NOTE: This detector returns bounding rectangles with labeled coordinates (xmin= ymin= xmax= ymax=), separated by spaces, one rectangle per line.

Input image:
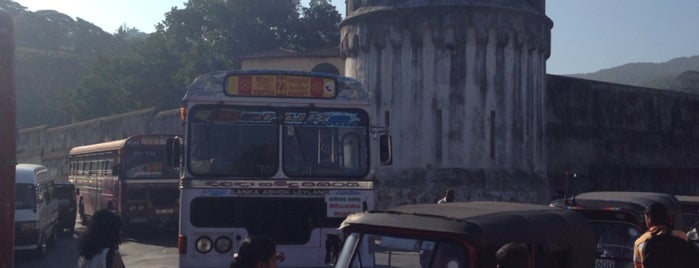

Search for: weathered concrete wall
xmin=547 ymin=75 xmax=699 ymax=195
xmin=16 ymin=107 xmax=182 ymax=180
xmin=341 ymin=0 xmax=553 ymax=207
xmin=15 ymin=76 xmax=699 ymax=208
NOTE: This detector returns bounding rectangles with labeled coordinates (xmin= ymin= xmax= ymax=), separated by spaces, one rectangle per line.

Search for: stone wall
xmin=16 ymin=107 xmax=182 ymax=180
xmin=14 ymin=76 xmax=699 ymax=207
xmin=547 ymin=75 xmax=699 ymax=196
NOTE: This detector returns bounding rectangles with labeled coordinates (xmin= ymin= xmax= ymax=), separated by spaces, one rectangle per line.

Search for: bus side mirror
xmin=379 ymin=134 xmax=392 ymax=166
xmin=166 ymin=137 xmax=182 ymax=167
xmin=112 ymin=164 xmax=120 ymax=175
xmin=75 ymin=188 xmax=80 ymax=195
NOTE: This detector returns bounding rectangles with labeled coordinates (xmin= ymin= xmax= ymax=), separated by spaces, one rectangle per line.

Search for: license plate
xmin=595 ymin=259 xmax=614 ymax=268
xmin=155 ymin=208 xmax=174 ymax=214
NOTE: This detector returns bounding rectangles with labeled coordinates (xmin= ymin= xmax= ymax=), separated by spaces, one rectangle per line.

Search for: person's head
xmin=230 ymin=236 xmax=284 ymax=268
xmin=78 ymin=209 xmax=122 ymax=258
xmin=445 ymin=190 xmax=455 ymax=202
xmin=645 ymin=202 xmax=669 ymax=228
xmin=496 ymin=242 xmax=530 ymax=268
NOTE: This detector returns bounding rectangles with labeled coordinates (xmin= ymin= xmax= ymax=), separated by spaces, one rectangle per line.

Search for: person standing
xmin=77 ymin=209 xmax=125 ymax=268
xmin=230 ymin=236 xmax=284 ymax=268
xmin=633 ymin=202 xmax=688 ymax=268
xmin=437 ymin=189 xmax=455 ymax=204
xmin=78 ymin=196 xmax=85 ymax=221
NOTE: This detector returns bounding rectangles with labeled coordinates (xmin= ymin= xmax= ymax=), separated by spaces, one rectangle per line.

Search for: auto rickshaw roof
xmin=340 ymin=201 xmax=594 ymax=250
xmin=551 ymin=191 xmax=680 ymax=216
xmin=676 ymin=195 xmax=699 ymax=206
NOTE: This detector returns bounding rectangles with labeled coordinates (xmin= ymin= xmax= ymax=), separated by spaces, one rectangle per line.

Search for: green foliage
xmin=2 ymin=1 xmax=134 ymax=128
xmin=669 ymin=71 xmax=699 ymax=94
xmin=4 ymin=0 xmax=343 ymax=126
xmin=291 ymin=0 xmax=342 ymax=51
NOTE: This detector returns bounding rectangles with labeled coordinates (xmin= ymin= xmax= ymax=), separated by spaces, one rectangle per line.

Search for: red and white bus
xmin=68 ymin=135 xmax=180 ymax=229
xmin=170 ymin=70 xmax=391 ymax=268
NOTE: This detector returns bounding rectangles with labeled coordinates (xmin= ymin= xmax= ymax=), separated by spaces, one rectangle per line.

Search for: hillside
xmin=0 ymin=0 xmax=140 ymax=128
xmin=570 ymin=55 xmax=699 ymax=93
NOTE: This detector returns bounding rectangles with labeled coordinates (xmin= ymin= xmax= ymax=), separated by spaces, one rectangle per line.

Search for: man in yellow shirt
xmin=632 ymin=202 xmax=687 ymax=268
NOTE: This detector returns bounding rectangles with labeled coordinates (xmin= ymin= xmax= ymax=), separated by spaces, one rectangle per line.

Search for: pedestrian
xmin=79 ymin=196 xmax=85 ymax=221
xmin=496 ymin=242 xmax=531 ymax=268
xmin=230 ymin=235 xmax=284 ymax=268
xmin=632 ymin=202 xmax=689 ymax=268
xmin=437 ymin=189 xmax=455 ymax=204
xmin=77 ymin=209 xmax=125 ymax=268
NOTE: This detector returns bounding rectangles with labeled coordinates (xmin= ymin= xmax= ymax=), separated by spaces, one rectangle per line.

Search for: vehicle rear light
xmin=196 ymin=236 xmax=213 ymax=253
xmin=214 ymin=236 xmax=232 ymax=253
xmin=178 ymin=234 xmax=187 ymax=255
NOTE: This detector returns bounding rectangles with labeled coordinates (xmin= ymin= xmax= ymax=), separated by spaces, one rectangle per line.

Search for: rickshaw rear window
xmin=339 ymin=233 xmax=468 ymax=268
xmin=590 ymin=221 xmax=642 ymax=261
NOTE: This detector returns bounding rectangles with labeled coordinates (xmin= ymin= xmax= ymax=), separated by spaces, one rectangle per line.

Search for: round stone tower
xmin=340 ymin=0 xmax=553 ymax=206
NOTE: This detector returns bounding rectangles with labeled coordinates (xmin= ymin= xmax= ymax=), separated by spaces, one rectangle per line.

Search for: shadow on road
xmin=122 ymin=224 xmax=178 ymax=248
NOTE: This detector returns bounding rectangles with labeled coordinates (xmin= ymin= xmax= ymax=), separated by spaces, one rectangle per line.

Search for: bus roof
xmin=68 ymin=134 xmax=176 ymax=156
xmin=340 ymin=201 xmax=594 ymax=250
xmin=183 ymin=70 xmax=369 ymax=105
xmin=69 ymin=138 xmax=127 ymax=156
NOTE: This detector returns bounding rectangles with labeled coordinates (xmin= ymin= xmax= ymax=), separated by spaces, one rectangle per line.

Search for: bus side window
xmin=81 ymin=161 xmax=87 ymax=175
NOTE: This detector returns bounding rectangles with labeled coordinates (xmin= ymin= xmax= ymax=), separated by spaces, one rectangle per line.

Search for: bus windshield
xmin=15 ymin=183 xmax=36 ymax=209
xmin=187 ymin=106 xmax=369 ymax=178
xmin=188 ymin=106 xmax=278 ymax=177
xmin=124 ymin=149 xmax=179 ymax=179
xmin=282 ymin=110 xmax=368 ymax=177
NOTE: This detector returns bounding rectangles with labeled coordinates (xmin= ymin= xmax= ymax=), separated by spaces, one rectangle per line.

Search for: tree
xmin=290 ymin=0 xmax=342 ymax=51
xmin=670 ymin=71 xmax=699 ymax=94
xmin=60 ymin=0 xmax=344 ymax=122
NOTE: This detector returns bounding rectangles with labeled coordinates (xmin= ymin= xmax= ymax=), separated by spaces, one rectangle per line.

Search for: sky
xmin=13 ymin=0 xmax=699 ymax=75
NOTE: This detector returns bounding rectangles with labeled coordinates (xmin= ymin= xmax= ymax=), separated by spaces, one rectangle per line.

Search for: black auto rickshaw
xmin=676 ymin=195 xmax=699 ymax=231
xmin=334 ymin=201 xmax=595 ymax=268
xmin=550 ymin=191 xmax=681 ymax=268
xmin=53 ymin=180 xmax=77 ymax=234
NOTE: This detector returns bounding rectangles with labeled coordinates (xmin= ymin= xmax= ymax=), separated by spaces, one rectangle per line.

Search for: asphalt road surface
xmin=15 ymin=222 xmax=178 ymax=268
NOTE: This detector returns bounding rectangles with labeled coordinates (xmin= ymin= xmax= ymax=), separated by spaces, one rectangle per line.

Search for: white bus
xmin=170 ymin=70 xmax=391 ymax=268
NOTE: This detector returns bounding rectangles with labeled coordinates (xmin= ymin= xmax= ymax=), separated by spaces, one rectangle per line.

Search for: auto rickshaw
xmin=676 ymin=195 xmax=699 ymax=231
xmin=550 ymin=191 xmax=681 ymax=268
xmin=334 ymin=201 xmax=595 ymax=268
xmin=53 ymin=180 xmax=77 ymax=234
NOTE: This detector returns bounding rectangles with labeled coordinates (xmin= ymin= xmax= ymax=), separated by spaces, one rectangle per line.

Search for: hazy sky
xmin=14 ymin=0 xmax=699 ymax=75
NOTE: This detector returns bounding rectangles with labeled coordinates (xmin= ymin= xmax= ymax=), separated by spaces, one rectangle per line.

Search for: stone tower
xmin=340 ymin=0 xmax=553 ymax=206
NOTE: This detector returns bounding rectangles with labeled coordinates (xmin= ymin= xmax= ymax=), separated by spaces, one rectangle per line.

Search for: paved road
xmin=15 ymin=223 xmax=178 ymax=268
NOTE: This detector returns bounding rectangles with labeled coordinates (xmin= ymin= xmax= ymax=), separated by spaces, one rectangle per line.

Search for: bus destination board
xmin=225 ymin=74 xmax=337 ymax=98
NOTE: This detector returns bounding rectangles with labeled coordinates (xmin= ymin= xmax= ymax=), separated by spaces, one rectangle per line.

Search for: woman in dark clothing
xmin=77 ymin=209 xmax=125 ymax=268
xmin=230 ymin=235 xmax=284 ymax=268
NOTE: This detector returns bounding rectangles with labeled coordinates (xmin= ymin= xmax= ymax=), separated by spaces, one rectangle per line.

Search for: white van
xmin=14 ymin=163 xmax=59 ymax=257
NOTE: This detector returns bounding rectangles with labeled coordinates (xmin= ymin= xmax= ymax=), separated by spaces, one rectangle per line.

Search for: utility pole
xmin=0 ymin=8 xmax=16 ymax=268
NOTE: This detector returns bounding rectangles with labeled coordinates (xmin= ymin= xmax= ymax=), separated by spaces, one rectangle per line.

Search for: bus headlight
xmin=214 ymin=236 xmax=232 ymax=253
xmin=195 ymin=236 xmax=213 ymax=253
